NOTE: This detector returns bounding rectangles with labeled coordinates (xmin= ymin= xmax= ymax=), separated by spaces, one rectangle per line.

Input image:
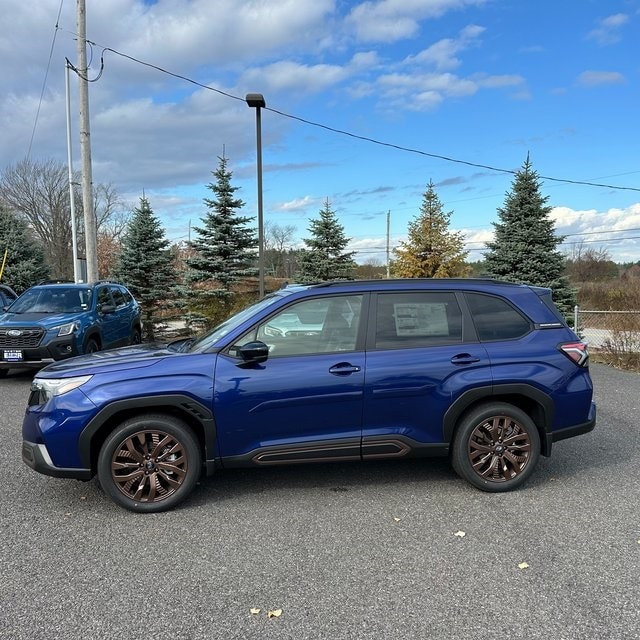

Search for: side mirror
xmin=99 ymin=303 xmax=116 ymax=315
xmin=237 ymin=341 xmax=269 ymax=365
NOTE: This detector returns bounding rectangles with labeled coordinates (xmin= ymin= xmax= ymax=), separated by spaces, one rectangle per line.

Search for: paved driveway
xmin=0 ymin=364 xmax=638 ymax=640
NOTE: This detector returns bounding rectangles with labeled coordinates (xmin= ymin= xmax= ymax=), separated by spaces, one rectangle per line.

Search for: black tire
xmin=130 ymin=326 xmax=142 ymax=345
xmin=451 ymin=402 xmax=540 ymax=492
xmin=97 ymin=414 xmax=201 ymax=513
xmin=0 ymin=369 xmax=8 ymax=378
xmin=84 ymin=338 xmax=100 ymax=354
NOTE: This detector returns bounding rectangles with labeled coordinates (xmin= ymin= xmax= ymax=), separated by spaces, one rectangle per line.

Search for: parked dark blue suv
xmin=1 ymin=281 xmax=141 ymax=376
xmin=22 ymin=279 xmax=595 ymax=512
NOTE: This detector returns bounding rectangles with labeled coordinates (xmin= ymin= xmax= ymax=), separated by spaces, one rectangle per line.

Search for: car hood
xmin=0 ymin=311 xmax=82 ymax=328
xmin=37 ymin=343 xmax=178 ymax=376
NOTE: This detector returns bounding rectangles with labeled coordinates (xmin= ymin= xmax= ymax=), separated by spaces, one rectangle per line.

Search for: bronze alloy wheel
xmin=467 ymin=414 xmax=532 ymax=483
xmin=110 ymin=429 xmax=188 ymax=503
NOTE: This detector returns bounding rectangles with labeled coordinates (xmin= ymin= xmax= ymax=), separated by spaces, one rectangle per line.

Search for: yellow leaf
xmin=393 ymin=517 xmax=401 ymax=522
xmin=268 ymin=609 xmax=282 ymax=618
xmin=249 ymin=608 xmax=261 ymax=615
xmin=518 ymin=562 xmax=529 ymax=570
xmin=454 ymin=531 xmax=466 ymax=538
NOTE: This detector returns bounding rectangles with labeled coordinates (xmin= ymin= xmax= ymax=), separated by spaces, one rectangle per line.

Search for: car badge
xmin=7 ymin=330 xmax=22 ymax=337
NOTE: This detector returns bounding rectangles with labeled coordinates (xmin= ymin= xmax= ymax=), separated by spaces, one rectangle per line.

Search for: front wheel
xmin=97 ymin=414 xmax=201 ymax=513
xmin=451 ymin=403 xmax=540 ymax=492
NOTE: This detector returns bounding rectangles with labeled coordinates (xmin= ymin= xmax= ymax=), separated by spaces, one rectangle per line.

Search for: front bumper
xmin=0 ymin=336 xmax=78 ymax=370
xmin=22 ymin=440 xmax=92 ymax=480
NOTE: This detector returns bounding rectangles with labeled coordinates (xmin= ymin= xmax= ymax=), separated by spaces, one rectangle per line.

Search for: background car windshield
xmin=9 ymin=288 xmax=92 ymax=314
xmin=188 ymin=295 xmax=284 ymax=353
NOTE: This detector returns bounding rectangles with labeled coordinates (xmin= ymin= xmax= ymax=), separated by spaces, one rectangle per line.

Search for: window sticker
xmin=393 ymin=302 xmax=449 ymax=336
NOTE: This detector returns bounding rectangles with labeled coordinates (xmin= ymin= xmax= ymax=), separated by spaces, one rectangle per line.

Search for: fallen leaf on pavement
xmin=454 ymin=531 xmax=466 ymax=537
xmin=268 ymin=609 xmax=282 ymax=618
xmin=518 ymin=562 xmax=529 ymax=570
xmin=250 ymin=608 xmax=261 ymax=615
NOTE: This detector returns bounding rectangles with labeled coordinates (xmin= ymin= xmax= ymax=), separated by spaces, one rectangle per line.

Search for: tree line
xmin=2 ymin=153 xmax=623 ymax=337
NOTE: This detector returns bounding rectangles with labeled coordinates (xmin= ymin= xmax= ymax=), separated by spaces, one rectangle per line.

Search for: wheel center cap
xmin=146 ymin=461 xmax=155 ymax=471
xmin=495 ymin=444 xmax=505 ymax=454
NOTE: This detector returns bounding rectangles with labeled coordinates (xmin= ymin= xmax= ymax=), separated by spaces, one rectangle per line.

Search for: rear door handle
xmin=450 ymin=354 xmax=481 ymax=365
xmin=329 ymin=363 xmax=361 ymax=376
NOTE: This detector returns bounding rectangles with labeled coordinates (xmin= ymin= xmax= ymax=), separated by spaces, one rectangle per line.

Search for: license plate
xmin=3 ymin=350 xmax=23 ymax=362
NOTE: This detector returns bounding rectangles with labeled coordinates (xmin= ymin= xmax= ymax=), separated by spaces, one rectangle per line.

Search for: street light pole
xmin=245 ymin=93 xmax=266 ymax=298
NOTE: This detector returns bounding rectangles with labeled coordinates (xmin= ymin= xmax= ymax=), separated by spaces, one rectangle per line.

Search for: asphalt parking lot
xmin=0 ymin=363 xmax=638 ymax=640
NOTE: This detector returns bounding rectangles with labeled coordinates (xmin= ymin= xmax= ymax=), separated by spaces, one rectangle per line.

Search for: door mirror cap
xmin=237 ymin=341 xmax=269 ymax=365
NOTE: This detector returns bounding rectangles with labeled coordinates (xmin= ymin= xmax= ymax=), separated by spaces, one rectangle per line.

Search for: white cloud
xmin=576 ymin=70 xmax=626 ymax=87
xmin=587 ymin=13 xmax=629 ymax=45
xmin=403 ymin=24 xmax=486 ymax=70
xmin=346 ymin=0 xmax=487 ymax=43
xmin=274 ymin=196 xmax=319 ymax=212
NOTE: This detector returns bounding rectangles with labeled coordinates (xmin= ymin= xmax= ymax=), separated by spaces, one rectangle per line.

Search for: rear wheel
xmin=97 ymin=414 xmax=201 ymax=513
xmin=452 ymin=403 xmax=540 ymax=492
xmin=130 ymin=326 xmax=142 ymax=345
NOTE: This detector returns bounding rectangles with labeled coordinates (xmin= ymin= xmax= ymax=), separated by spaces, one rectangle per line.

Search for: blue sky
xmin=1 ymin=0 xmax=639 ymax=264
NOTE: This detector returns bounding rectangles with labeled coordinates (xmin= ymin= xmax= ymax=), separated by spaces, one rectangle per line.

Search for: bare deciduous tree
xmin=0 ymin=158 xmax=127 ymax=280
xmin=264 ymin=221 xmax=297 ymax=278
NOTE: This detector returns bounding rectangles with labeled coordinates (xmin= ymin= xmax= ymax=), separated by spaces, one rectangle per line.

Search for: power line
xmin=64 ymin=41 xmax=640 ymax=195
xmin=28 ymin=0 xmax=65 ymax=159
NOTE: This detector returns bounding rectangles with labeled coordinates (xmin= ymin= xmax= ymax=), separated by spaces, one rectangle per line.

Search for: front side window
xmin=374 ymin=292 xmax=463 ymax=349
xmin=110 ymin=287 xmax=126 ymax=308
xmin=233 ymin=294 xmax=363 ymax=357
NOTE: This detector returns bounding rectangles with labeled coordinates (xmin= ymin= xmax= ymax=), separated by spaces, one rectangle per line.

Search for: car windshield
xmin=186 ymin=294 xmax=287 ymax=353
xmin=8 ymin=287 xmax=92 ymax=314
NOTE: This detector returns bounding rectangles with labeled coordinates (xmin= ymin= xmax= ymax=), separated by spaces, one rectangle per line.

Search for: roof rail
xmin=311 ymin=278 xmax=524 ymax=288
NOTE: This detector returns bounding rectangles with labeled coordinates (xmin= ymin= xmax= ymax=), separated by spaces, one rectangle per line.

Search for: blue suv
xmin=1 ymin=281 xmax=141 ymax=376
xmin=22 ymin=279 xmax=596 ymax=512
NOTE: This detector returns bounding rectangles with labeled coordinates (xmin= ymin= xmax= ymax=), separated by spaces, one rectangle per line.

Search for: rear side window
xmin=374 ymin=292 xmax=462 ymax=349
xmin=466 ymin=293 xmax=531 ymax=341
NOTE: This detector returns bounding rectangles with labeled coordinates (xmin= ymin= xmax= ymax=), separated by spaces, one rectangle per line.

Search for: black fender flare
xmin=78 ymin=394 xmax=216 ymax=471
xmin=442 ymin=384 xmax=555 ymax=453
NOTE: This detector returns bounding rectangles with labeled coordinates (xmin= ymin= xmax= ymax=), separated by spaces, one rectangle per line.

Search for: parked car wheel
xmin=97 ymin=414 xmax=201 ymax=513
xmin=452 ymin=403 xmax=540 ymax=492
xmin=84 ymin=338 xmax=100 ymax=354
xmin=130 ymin=327 xmax=142 ymax=345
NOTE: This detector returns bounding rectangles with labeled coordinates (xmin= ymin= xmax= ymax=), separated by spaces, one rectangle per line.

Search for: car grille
xmin=0 ymin=328 xmax=45 ymax=348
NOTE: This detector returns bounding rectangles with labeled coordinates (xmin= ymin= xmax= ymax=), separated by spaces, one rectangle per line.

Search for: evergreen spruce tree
xmin=392 ymin=181 xmax=468 ymax=278
xmin=297 ymin=198 xmax=357 ymax=282
xmin=0 ymin=204 xmax=49 ymax=292
xmin=111 ymin=196 xmax=177 ymax=341
xmin=185 ymin=155 xmax=257 ymax=326
xmin=484 ymin=156 xmax=576 ymax=317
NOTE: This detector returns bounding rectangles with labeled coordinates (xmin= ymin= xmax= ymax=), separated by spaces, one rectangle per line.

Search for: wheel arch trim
xmin=78 ymin=394 xmax=216 ymax=471
xmin=443 ymin=384 xmax=555 ymax=454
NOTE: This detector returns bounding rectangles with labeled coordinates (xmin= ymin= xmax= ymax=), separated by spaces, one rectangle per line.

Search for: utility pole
xmin=76 ymin=0 xmax=98 ymax=282
xmin=386 ymin=210 xmax=391 ymax=278
xmin=65 ymin=60 xmax=80 ymax=283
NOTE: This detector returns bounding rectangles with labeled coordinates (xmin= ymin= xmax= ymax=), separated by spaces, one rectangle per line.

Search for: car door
xmin=362 ymin=290 xmax=491 ymax=456
xmin=212 ymin=294 xmax=367 ymax=464
xmin=95 ymin=285 xmax=120 ymax=348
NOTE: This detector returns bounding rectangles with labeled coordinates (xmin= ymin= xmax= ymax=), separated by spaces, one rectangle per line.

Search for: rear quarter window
xmin=466 ymin=292 xmax=531 ymax=341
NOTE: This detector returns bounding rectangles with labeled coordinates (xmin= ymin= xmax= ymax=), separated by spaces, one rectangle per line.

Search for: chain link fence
xmin=575 ymin=307 xmax=640 ymax=369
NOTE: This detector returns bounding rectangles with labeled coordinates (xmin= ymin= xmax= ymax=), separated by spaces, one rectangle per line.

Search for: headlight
xmin=54 ymin=321 xmax=80 ymax=337
xmin=29 ymin=375 xmax=92 ymax=405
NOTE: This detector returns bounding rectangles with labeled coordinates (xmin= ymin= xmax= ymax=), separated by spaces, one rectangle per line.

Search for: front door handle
xmin=329 ymin=362 xmax=361 ymax=376
xmin=450 ymin=354 xmax=481 ymax=365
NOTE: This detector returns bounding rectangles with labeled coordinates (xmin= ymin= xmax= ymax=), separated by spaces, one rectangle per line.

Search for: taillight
xmin=559 ymin=342 xmax=589 ymax=367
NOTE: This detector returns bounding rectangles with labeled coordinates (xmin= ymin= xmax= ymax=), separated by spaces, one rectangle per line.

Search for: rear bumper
xmin=545 ymin=402 xmax=596 ymax=455
xmin=22 ymin=440 xmax=92 ymax=480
